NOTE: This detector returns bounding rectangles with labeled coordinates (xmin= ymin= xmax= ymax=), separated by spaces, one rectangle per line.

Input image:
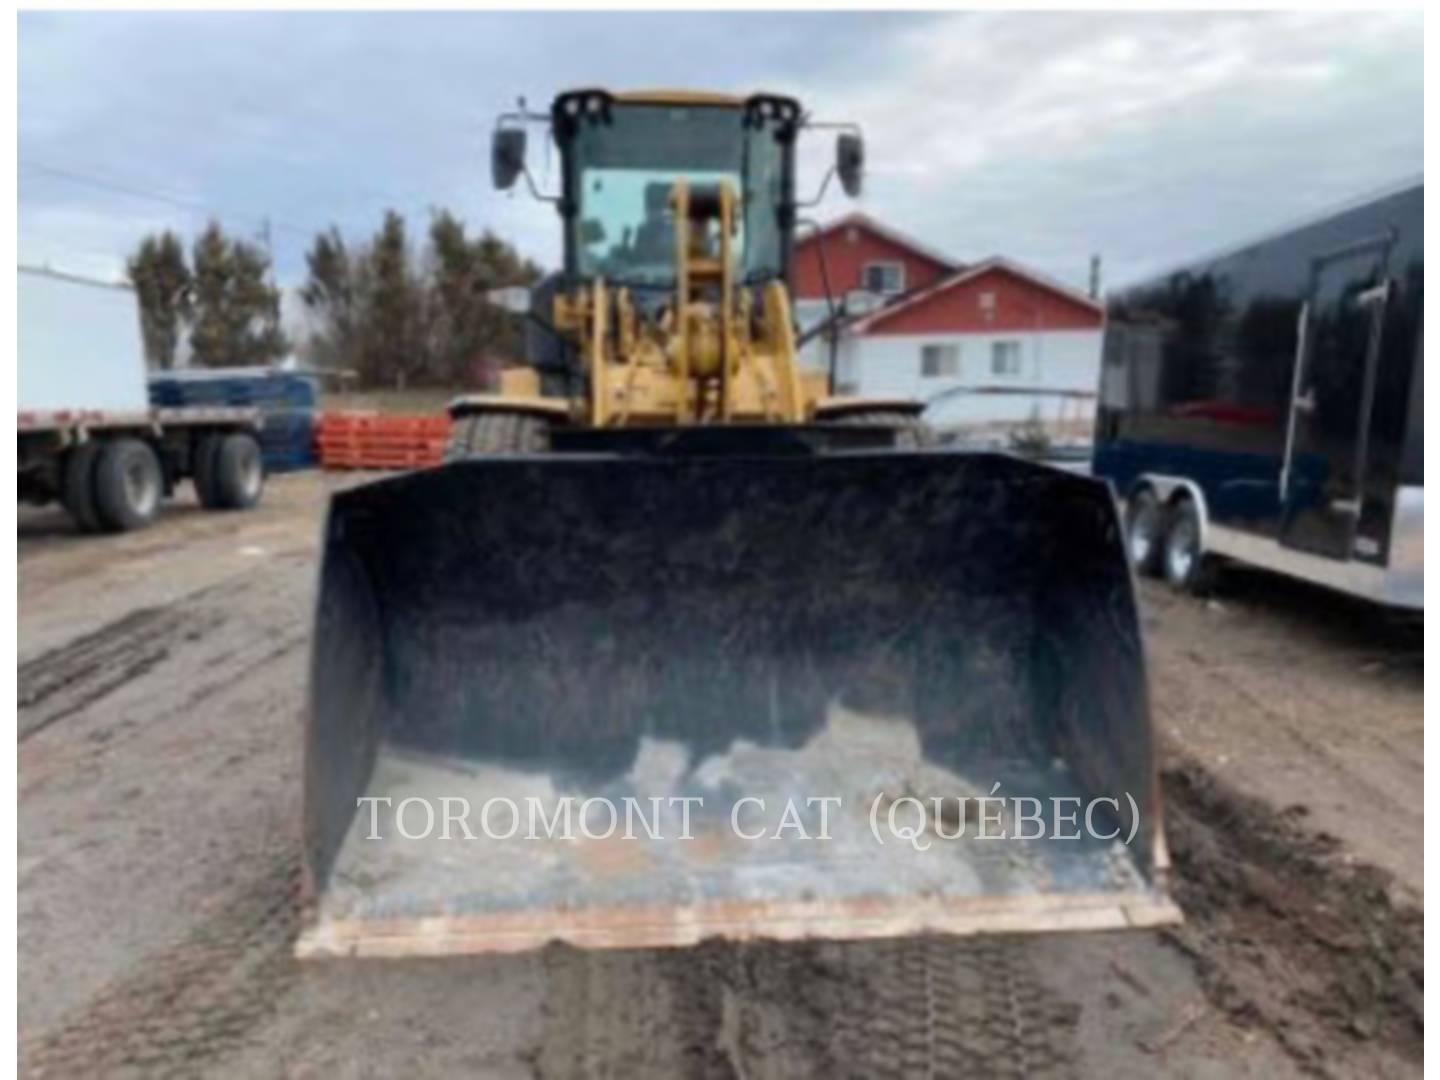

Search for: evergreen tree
xmin=300 ymin=209 xmax=541 ymax=389
xmin=188 ymin=221 xmax=288 ymax=367
xmin=126 ymin=231 xmax=192 ymax=370
xmin=301 ymin=226 xmax=366 ymax=372
xmin=362 ymin=211 xmax=423 ymax=389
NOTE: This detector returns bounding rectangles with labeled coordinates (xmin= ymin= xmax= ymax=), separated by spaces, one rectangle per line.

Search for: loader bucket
xmin=298 ymin=450 xmax=1179 ymax=958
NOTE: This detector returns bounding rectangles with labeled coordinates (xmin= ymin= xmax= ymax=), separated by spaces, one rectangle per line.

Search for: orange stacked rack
xmin=315 ymin=412 xmax=452 ymax=470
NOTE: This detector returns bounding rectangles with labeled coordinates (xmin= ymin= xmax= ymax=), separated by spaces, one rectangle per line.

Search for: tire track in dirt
xmin=538 ymin=945 xmax=687 ymax=1078
xmin=18 ymin=763 xmax=1415 ymax=1080
xmin=1171 ymin=644 xmax=1415 ymax=816
xmin=1143 ymin=583 xmax=1423 ymax=902
xmin=17 ymin=599 xmax=227 ymax=742
xmin=17 ymin=560 xmax=310 ymax=746
xmin=19 ymin=856 xmax=302 ymax=1078
xmin=848 ymin=937 xmax=1079 ymax=1080
xmin=180 ymin=630 xmax=309 ymax=711
xmin=1160 ymin=757 xmax=1423 ymax=1077
xmin=536 ymin=934 xmax=1080 ymax=1079
xmin=532 ymin=758 xmax=1418 ymax=1079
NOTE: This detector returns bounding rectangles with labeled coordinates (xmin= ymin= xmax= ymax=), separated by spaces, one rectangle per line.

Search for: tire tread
xmin=444 ymin=411 xmax=551 ymax=460
xmin=93 ymin=437 xmax=163 ymax=533
xmin=831 ymin=409 xmax=932 ymax=448
xmin=61 ymin=442 xmax=105 ymax=534
xmin=211 ymin=433 xmax=264 ymax=510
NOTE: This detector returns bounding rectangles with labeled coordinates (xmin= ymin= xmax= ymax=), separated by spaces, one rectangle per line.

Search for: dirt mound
xmin=1161 ymin=757 xmax=1422 ymax=1074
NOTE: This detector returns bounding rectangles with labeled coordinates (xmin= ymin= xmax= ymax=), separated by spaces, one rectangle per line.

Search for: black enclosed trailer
xmin=1093 ymin=180 xmax=1422 ymax=610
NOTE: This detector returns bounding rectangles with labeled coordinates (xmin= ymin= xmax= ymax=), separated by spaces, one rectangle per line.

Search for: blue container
xmin=148 ymin=369 xmax=320 ymax=471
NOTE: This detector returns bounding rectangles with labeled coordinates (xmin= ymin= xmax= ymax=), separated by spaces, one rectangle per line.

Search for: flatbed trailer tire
xmin=211 ymin=433 xmax=265 ymax=509
xmin=93 ymin=437 xmax=163 ymax=532
xmin=60 ymin=442 xmax=105 ymax=534
xmin=193 ymin=433 xmax=224 ymax=509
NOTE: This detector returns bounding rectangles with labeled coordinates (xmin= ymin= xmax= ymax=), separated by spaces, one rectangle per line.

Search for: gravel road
xmin=18 ymin=471 xmax=1422 ymax=1078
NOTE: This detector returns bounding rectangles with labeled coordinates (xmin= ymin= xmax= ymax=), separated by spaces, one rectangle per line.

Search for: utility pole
xmin=1088 ymin=254 xmax=1102 ymax=300
xmin=257 ymin=216 xmax=287 ymax=364
xmin=259 ymin=217 xmax=277 ymax=287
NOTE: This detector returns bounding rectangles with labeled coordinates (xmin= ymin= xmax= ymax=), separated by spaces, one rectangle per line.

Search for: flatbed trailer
xmin=18 ymin=406 xmax=267 ymax=533
xmin=18 ymin=264 xmax=270 ymax=533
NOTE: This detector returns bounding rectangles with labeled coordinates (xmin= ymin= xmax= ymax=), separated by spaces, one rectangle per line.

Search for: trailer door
xmin=1279 ymin=235 xmax=1393 ymax=560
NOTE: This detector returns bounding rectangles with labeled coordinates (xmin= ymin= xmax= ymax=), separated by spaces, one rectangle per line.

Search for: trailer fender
xmin=1130 ymin=474 xmax=1210 ymax=557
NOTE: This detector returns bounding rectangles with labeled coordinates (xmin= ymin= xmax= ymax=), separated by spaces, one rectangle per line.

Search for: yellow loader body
xmin=297 ymin=88 xmax=1177 ymax=959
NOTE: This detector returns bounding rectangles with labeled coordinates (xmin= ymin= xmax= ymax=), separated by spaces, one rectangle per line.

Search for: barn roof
xmin=846 ymin=256 xmax=1103 ymax=335
xmin=794 ymin=212 xmax=960 ymax=273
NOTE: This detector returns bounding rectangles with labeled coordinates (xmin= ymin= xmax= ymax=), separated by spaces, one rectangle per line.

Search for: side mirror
xmin=836 ymin=133 xmax=864 ymax=198
xmin=492 ymin=128 xmax=527 ymax=191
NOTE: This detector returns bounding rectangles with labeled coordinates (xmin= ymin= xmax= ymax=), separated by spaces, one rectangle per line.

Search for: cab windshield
xmin=560 ymin=102 xmax=790 ymax=287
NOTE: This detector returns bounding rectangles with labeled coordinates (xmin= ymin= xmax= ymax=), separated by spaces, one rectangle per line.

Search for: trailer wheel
xmin=61 ymin=442 xmax=105 ymax=534
xmin=1124 ymin=487 xmax=1166 ymax=577
xmin=1162 ymin=497 xmax=1219 ymax=594
xmin=445 ymin=411 xmax=551 ymax=459
xmin=193 ymin=433 xmax=225 ymax=509
xmin=93 ymin=437 xmax=163 ymax=532
xmin=211 ymin=433 xmax=265 ymax=509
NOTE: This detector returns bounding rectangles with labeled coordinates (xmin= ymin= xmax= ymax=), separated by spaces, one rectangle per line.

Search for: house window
xmin=920 ymin=344 xmax=960 ymax=378
xmin=991 ymin=340 xmax=1023 ymax=376
xmin=863 ymin=261 xmax=905 ymax=296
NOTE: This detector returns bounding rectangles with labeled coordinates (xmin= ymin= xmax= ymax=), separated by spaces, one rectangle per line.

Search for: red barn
xmin=792 ymin=213 xmax=1104 ymax=437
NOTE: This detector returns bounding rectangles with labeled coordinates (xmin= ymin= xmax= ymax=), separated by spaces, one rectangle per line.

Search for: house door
xmin=1279 ymin=235 xmax=1394 ymax=560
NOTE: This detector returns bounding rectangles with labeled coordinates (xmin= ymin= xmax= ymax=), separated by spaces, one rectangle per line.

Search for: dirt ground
xmin=18 ymin=471 xmax=1422 ymax=1078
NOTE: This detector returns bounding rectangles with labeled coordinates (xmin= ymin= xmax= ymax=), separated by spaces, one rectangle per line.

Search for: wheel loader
xmin=298 ymin=89 xmax=1178 ymax=958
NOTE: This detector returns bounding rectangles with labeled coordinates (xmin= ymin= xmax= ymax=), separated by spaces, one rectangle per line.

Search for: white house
xmin=791 ymin=214 xmax=1105 ymax=439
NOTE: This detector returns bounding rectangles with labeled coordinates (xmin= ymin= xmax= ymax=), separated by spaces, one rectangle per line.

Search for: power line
xmin=19 ymin=159 xmax=316 ymax=238
xmin=18 ymin=157 xmax=542 ymax=274
xmin=21 ymin=158 xmax=449 ymax=238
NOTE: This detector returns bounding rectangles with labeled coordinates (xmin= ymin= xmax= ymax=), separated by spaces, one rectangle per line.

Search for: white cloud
xmin=796 ymin=10 xmax=1421 ymax=287
xmin=18 ymin=11 xmax=1422 ymax=294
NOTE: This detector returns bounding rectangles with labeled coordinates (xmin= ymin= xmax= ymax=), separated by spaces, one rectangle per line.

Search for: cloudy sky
xmin=18 ymin=10 xmax=1423 ymax=295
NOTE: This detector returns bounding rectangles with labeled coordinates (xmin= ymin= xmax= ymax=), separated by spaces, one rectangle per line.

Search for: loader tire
xmin=445 ymin=410 xmax=551 ymax=460
xmin=61 ymin=441 xmax=105 ymax=534
xmin=93 ymin=437 xmax=163 ymax=533
xmin=833 ymin=409 xmax=931 ymax=448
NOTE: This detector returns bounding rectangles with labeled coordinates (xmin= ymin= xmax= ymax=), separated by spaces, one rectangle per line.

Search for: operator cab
xmin=491 ymin=89 xmax=863 ymax=292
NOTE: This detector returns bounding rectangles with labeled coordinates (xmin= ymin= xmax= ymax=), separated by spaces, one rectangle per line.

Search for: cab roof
xmin=613 ymin=89 xmax=746 ymax=106
xmin=556 ymin=88 xmax=800 ymax=109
